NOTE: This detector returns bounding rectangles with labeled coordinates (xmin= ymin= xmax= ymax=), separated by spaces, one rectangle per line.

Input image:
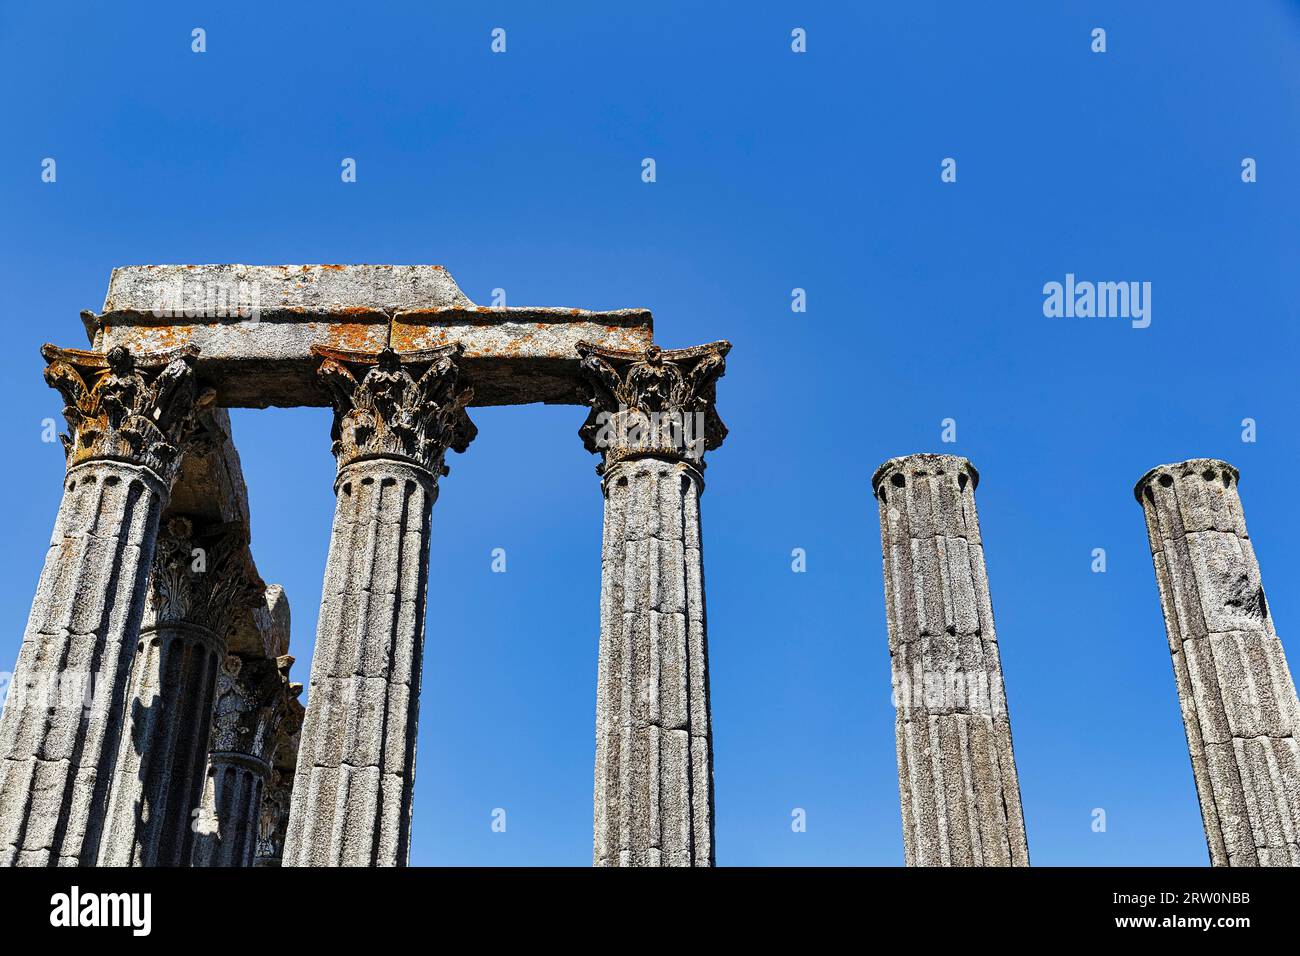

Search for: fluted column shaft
xmin=97 ymin=519 xmax=253 ymax=866
xmin=1136 ymin=459 xmax=1300 ymax=866
xmin=283 ymin=345 xmax=474 ymax=867
xmin=283 ymin=459 xmax=435 ymax=865
xmin=253 ymin=764 xmax=296 ymax=867
xmin=578 ymin=340 xmax=729 ymax=867
xmin=594 ymin=457 xmax=714 ymax=865
xmin=872 ymin=454 xmax=1029 ymax=867
xmin=99 ymin=621 xmax=224 ymax=865
xmin=0 ymin=461 xmax=167 ymax=865
xmin=0 ymin=345 xmax=201 ymax=867
xmin=193 ymin=752 xmax=270 ymax=867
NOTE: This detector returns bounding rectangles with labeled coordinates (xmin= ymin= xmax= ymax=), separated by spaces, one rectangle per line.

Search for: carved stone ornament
xmin=255 ymin=655 xmax=304 ymax=862
xmin=577 ymin=341 xmax=729 ymax=472
xmin=41 ymin=343 xmax=213 ymax=484
xmin=209 ymin=654 xmax=294 ymax=760
xmin=312 ymin=344 xmax=477 ymax=475
xmin=145 ymin=517 xmax=262 ymax=639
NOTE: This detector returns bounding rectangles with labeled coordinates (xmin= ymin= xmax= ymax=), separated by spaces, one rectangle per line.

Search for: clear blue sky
xmin=2 ymin=2 xmax=1298 ymax=866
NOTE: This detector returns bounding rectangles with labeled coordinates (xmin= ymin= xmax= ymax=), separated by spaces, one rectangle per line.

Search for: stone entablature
xmin=84 ymin=264 xmax=654 ymax=407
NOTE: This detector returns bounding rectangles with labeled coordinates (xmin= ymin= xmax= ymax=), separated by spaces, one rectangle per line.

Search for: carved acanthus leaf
xmin=146 ymin=518 xmax=261 ymax=638
xmin=209 ymin=653 xmax=300 ymax=762
xmin=312 ymin=345 xmax=477 ymax=475
xmin=577 ymin=341 xmax=730 ymax=471
xmin=41 ymin=343 xmax=213 ymax=484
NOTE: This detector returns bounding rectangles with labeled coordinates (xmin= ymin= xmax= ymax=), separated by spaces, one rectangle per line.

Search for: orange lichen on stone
xmin=325 ymin=323 xmax=385 ymax=352
xmin=120 ymin=325 xmax=192 ymax=351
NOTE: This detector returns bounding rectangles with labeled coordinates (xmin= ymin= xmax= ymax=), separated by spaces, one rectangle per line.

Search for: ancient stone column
xmin=97 ymin=519 xmax=258 ymax=866
xmin=577 ymin=341 xmax=730 ymax=867
xmin=282 ymin=345 xmax=475 ymax=867
xmin=253 ymin=684 xmax=304 ymax=867
xmin=192 ymin=654 xmax=302 ymax=867
xmin=1135 ymin=459 xmax=1300 ymax=866
xmin=871 ymin=454 xmax=1029 ymax=867
xmin=0 ymin=345 xmax=205 ymax=866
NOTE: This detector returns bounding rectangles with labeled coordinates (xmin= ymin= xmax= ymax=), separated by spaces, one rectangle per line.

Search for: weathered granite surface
xmin=580 ymin=341 xmax=728 ymax=866
xmin=0 ymin=347 xmax=205 ymax=865
xmin=872 ymin=454 xmax=1030 ymax=867
xmin=1136 ymin=460 xmax=1300 ymax=866
xmin=86 ymin=265 xmax=654 ymax=407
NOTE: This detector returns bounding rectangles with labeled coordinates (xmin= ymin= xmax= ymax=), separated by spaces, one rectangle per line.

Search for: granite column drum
xmin=282 ymin=345 xmax=475 ymax=867
xmin=871 ymin=454 xmax=1030 ymax=867
xmin=1135 ymin=460 xmax=1300 ymax=866
xmin=0 ymin=345 xmax=204 ymax=866
xmin=577 ymin=341 xmax=729 ymax=867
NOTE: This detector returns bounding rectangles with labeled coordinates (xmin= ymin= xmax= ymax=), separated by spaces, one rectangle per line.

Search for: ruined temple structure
xmin=2 ymin=267 xmax=1297 ymax=870
xmin=0 ymin=265 xmax=728 ymax=867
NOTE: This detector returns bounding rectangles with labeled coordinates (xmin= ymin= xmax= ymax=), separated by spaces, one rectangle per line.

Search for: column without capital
xmin=282 ymin=345 xmax=475 ymax=867
xmin=0 ymin=345 xmax=206 ymax=866
xmin=1135 ymin=459 xmax=1300 ymax=866
xmin=871 ymin=454 xmax=1029 ymax=866
xmin=577 ymin=340 xmax=729 ymax=867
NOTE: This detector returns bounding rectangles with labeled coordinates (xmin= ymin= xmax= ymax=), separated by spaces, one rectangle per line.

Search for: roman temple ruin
xmin=0 ymin=265 xmax=727 ymax=868
xmin=0 ymin=265 xmax=1297 ymax=867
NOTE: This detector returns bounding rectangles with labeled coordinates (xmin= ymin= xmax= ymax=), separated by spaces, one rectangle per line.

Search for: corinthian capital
xmin=42 ymin=343 xmax=212 ymax=484
xmin=146 ymin=517 xmax=262 ymax=640
xmin=312 ymin=345 xmax=477 ymax=475
xmin=210 ymin=654 xmax=301 ymax=763
xmin=577 ymin=341 xmax=729 ymax=472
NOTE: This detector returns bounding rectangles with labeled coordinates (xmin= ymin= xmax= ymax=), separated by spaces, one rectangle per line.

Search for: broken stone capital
xmin=209 ymin=654 xmax=298 ymax=764
xmin=192 ymin=653 xmax=303 ymax=868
